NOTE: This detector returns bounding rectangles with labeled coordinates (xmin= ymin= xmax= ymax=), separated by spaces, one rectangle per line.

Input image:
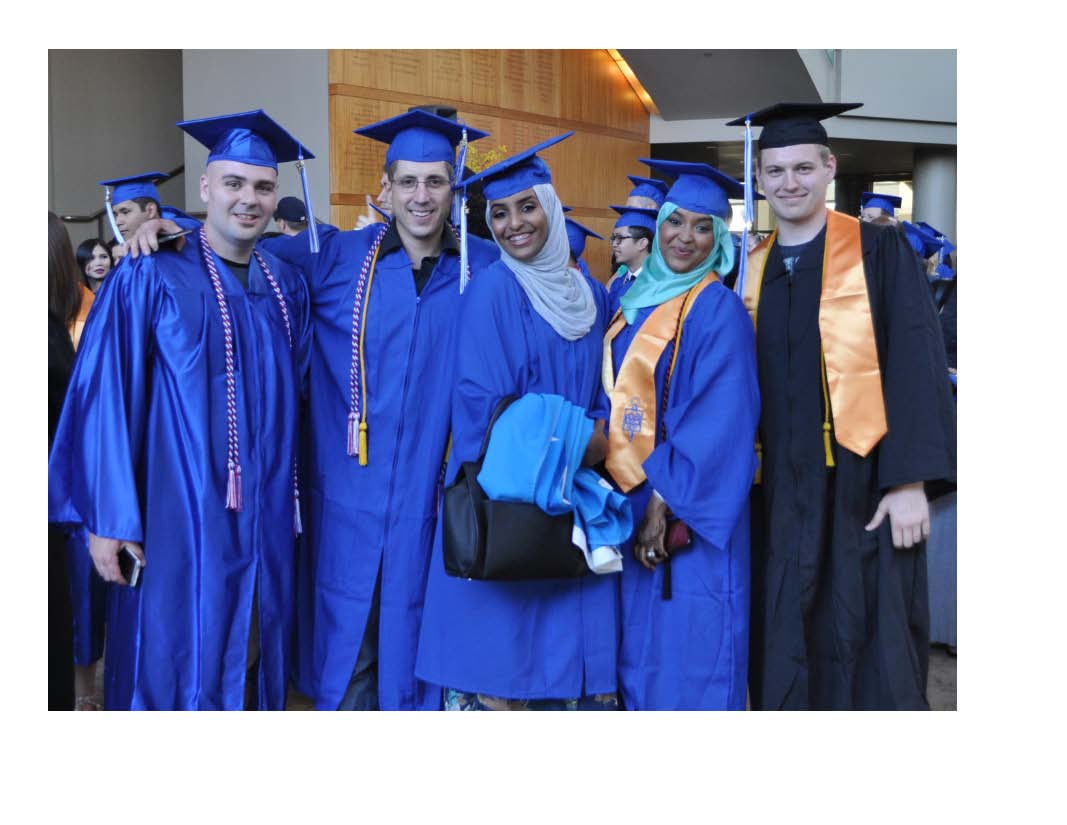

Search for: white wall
xmin=48 ymin=50 xmax=184 ymax=247
xmin=181 ymin=50 xmax=330 ymax=224
xmin=840 ymin=50 xmax=956 ymax=123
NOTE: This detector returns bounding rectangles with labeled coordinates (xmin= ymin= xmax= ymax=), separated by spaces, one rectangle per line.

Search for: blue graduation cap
xmin=637 ymin=158 xmax=745 ymax=220
xmin=98 ymin=171 xmax=168 ymax=205
xmin=626 ymin=175 xmax=670 ymax=207
xmin=355 ymin=109 xmax=489 ymax=167
xmin=564 ymin=217 xmax=603 ymax=259
xmin=459 ymin=132 xmax=573 ymax=201
xmin=901 ymin=221 xmax=942 ymax=258
xmin=610 ymin=205 xmax=658 ymax=233
xmin=861 ymin=191 xmax=903 ymax=215
xmin=178 ymin=109 xmax=321 ymax=252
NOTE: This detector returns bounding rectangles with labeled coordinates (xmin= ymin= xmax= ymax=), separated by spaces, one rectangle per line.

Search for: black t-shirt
xmin=219 ymin=257 xmax=251 ymax=290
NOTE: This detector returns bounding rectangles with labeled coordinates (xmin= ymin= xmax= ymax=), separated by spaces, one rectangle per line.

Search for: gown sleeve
xmin=642 ymin=288 xmax=761 ymax=551
xmin=449 ymin=268 xmax=531 ymax=469
xmin=867 ymin=226 xmax=957 ymax=492
xmin=47 ymin=256 xmax=162 ymax=543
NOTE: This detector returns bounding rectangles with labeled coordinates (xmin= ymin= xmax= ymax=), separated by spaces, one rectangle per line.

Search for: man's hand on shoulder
xmin=865 ymin=481 xmax=930 ymax=548
xmin=126 ymin=218 xmax=184 ymax=259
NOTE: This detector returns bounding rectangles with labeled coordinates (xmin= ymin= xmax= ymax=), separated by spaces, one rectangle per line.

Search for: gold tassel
xmin=754 ymin=440 xmax=762 ymax=486
xmin=359 ymin=421 xmax=368 ymax=466
xmin=823 ymin=422 xmax=835 ymax=468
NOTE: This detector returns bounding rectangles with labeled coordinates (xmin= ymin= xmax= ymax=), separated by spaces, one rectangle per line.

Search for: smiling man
xmin=258 ymin=109 xmax=500 ymax=711
xmin=49 ymin=110 xmax=312 ymax=710
xmin=728 ymin=103 xmax=956 ymax=710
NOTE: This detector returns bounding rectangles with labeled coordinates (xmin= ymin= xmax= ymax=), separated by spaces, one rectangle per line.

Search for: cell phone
xmin=158 ymin=229 xmax=192 ymax=245
xmin=118 ymin=545 xmax=143 ymax=588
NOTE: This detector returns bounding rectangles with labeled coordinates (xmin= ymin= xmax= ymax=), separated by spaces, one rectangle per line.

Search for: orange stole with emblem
xmin=603 ymin=273 xmax=719 ymax=492
xmin=742 ymin=210 xmax=887 ymax=458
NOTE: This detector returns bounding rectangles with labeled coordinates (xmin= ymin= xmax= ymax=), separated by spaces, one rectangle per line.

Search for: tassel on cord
xmin=358 ymin=421 xmax=369 ymax=466
xmin=226 ymin=463 xmax=242 ymax=511
xmin=293 ymin=489 xmax=303 ymax=536
xmin=347 ymin=412 xmax=358 ymax=457
xmin=754 ymin=441 xmax=763 ymax=486
xmin=823 ymin=422 xmax=836 ymax=468
xmin=820 ymin=347 xmax=835 ymax=468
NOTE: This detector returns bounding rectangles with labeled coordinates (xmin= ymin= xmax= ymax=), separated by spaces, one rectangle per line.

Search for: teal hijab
xmin=618 ymin=202 xmax=734 ymax=324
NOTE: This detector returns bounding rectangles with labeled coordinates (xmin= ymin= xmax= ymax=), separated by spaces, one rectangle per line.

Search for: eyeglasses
xmin=609 ymin=233 xmax=636 ymax=244
xmin=389 ymin=175 xmax=452 ymax=194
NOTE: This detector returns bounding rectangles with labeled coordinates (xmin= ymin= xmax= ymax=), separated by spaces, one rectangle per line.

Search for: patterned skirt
xmin=444 ymin=688 xmax=618 ymax=711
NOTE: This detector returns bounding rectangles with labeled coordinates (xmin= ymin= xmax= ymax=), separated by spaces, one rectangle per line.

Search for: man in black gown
xmin=729 ymin=103 xmax=956 ymax=709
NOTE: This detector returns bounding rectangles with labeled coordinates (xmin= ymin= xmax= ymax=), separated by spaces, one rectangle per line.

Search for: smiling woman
xmin=414 ymin=133 xmax=621 ymax=711
xmin=601 ymin=158 xmax=760 ymax=710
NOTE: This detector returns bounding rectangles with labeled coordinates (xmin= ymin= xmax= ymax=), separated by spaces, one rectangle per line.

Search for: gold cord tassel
xmin=754 ymin=440 xmax=763 ymax=485
xmin=359 ymin=421 xmax=368 ymax=466
xmin=822 ymin=422 xmax=835 ymax=468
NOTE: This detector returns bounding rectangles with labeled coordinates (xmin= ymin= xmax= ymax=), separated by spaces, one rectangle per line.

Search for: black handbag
xmin=442 ymin=395 xmax=589 ymax=580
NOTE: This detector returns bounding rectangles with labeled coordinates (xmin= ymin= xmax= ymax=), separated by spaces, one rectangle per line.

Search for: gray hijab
xmin=488 ymin=182 xmax=596 ymax=341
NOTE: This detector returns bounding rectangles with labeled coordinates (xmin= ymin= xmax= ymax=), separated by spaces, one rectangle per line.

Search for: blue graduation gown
xmin=48 ymin=232 xmax=310 ymax=710
xmin=66 ymin=526 xmax=105 ymax=665
xmin=607 ymin=282 xmax=760 ymax=710
xmin=414 ymin=263 xmax=620 ymax=701
xmin=263 ymin=225 xmax=500 ymax=710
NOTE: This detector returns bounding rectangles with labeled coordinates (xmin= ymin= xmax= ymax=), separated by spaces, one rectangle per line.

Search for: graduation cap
xmin=626 ymin=175 xmax=671 ymax=207
xmin=98 ymin=171 xmax=168 ymax=206
xmin=610 ymin=205 xmax=658 ymax=234
xmin=178 ymin=109 xmax=321 ymax=252
xmin=726 ymin=102 xmax=862 ymax=150
xmin=638 ymin=158 xmax=745 ymax=220
xmin=408 ymin=103 xmax=458 ymax=121
xmin=356 ymin=109 xmax=489 ymax=168
xmin=861 ymin=191 xmax=903 ymax=215
xmin=901 ymin=221 xmax=942 ymax=258
xmin=459 ymin=132 xmax=573 ymax=201
xmin=98 ymin=171 xmax=169 ymax=242
xmin=564 ymin=217 xmax=603 ymax=259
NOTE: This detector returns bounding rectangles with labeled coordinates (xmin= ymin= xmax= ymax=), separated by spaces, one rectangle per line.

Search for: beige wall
xmin=48 ymin=49 xmax=184 ymax=248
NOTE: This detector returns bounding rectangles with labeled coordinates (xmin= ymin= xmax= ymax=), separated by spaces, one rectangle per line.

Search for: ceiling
xmin=618 ymin=50 xmax=822 ymax=121
xmin=618 ymin=50 xmax=941 ymax=180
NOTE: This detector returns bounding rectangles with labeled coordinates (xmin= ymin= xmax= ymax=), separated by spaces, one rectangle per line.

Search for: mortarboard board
xmin=626 ymin=175 xmax=671 ymax=207
xmin=916 ymin=220 xmax=947 ymax=240
xmin=564 ymin=216 xmax=603 ymax=258
xmin=901 ymin=221 xmax=942 ymax=258
xmin=98 ymin=171 xmax=168 ymax=205
xmin=610 ymin=205 xmax=658 ymax=233
xmin=861 ymin=191 xmax=903 ymax=215
xmin=178 ymin=109 xmax=320 ymax=252
xmin=726 ymin=102 xmax=862 ymax=150
xmin=638 ymin=158 xmax=745 ymax=220
xmin=178 ymin=109 xmax=315 ymax=169
xmin=355 ymin=109 xmax=489 ymax=167
xmin=408 ymin=103 xmax=458 ymax=121
xmin=459 ymin=132 xmax=573 ymax=202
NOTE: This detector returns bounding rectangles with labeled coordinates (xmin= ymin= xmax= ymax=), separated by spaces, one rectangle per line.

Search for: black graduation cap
xmin=726 ymin=102 xmax=862 ymax=150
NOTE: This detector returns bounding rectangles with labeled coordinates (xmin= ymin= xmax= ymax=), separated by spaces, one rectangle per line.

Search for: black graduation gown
xmin=748 ymin=221 xmax=956 ymax=710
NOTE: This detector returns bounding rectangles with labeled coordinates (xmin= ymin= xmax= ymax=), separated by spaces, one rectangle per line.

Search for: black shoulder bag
xmin=442 ymin=395 xmax=589 ymax=580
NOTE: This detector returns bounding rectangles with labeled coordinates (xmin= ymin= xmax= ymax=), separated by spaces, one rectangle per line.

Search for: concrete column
xmin=832 ymin=173 xmax=870 ymax=218
xmin=912 ymin=148 xmax=957 ymax=240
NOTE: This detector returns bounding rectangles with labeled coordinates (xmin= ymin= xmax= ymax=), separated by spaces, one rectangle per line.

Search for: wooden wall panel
xmin=327 ymin=48 xmax=650 ymax=280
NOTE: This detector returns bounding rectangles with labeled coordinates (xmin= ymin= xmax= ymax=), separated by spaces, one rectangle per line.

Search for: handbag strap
xmin=475 ymin=394 xmax=519 ymax=464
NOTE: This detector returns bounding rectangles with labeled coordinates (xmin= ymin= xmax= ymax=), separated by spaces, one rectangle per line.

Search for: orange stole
xmin=742 ymin=210 xmax=887 ymax=458
xmin=602 ymin=273 xmax=718 ymax=492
